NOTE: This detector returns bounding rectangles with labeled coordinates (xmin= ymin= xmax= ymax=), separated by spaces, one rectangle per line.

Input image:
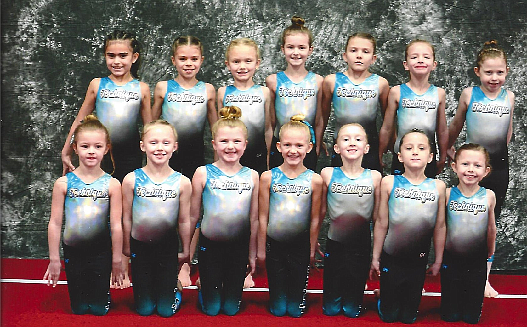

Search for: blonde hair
xmin=405 ymin=39 xmax=435 ymax=61
xmin=211 ymin=106 xmax=248 ymax=139
xmin=225 ymin=38 xmax=261 ymax=61
xmin=281 ymin=15 xmax=314 ymax=47
xmin=337 ymin=123 xmax=368 ymax=143
xmin=141 ymin=120 xmax=178 ymax=141
xmin=278 ymin=114 xmax=312 ymax=142
xmin=476 ymin=40 xmax=507 ymax=68
xmin=72 ymin=114 xmax=115 ymax=174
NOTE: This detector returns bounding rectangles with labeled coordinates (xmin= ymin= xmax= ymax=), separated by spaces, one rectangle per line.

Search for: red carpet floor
xmin=2 ymin=258 xmax=526 ymax=327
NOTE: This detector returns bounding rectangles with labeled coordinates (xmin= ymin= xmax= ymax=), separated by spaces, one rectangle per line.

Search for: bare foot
xmin=484 ymin=281 xmax=498 ymax=298
xmin=422 ymin=287 xmax=426 ymax=294
xmin=178 ymin=263 xmax=192 ymax=287
xmin=244 ymin=273 xmax=255 ymax=288
xmin=121 ymin=273 xmax=131 ymax=289
xmin=364 ymin=283 xmax=368 ymax=291
xmin=373 ymin=288 xmax=380 ymax=299
xmin=196 ymin=277 xmax=201 ymax=290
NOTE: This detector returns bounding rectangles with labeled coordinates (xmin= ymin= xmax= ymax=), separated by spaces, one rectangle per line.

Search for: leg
xmin=85 ymin=249 xmax=112 ymax=316
xmin=377 ymin=252 xmax=403 ymax=323
xmin=462 ymin=264 xmax=486 ymax=324
xmin=341 ymin=251 xmax=370 ymax=318
xmin=221 ymin=238 xmax=249 ymax=316
xmin=63 ymin=244 xmax=89 ymax=315
xmin=266 ymin=237 xmax=288 ymax=317
xmin=130 ymin=238 xmax=156 ymax=316
xmin=399 ymin=264 xmax=426 ymax=324
xmin=198 ymin=233 xmax=223 ymax=316
xmin=285 ymin=236 xmax=310 ymax=318
xmin=322 ymin=239 xmax=344 ymax=316
xmin=179 ymin=226 xmax=200 ymax=287
xmin=154 ymin=241 xmax=181 ymax=318
xmin=440 ymin=262 xmax=462 ymax=322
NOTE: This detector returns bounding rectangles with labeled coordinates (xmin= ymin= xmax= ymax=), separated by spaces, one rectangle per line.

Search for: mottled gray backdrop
xmin=2 ymin=0 xmax=526 ymax=270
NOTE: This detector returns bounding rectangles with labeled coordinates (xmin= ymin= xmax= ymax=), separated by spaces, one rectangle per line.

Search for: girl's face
xmin=474 ymin=57 xmax=508 ymax=94
xmin=212 ymin=126 xmax=247 ymax=163
xmin=226 ymin=45 xmax=260 ymax=83
xmin=140 ymin=125 xmax=177 ymax=166
xmin=281 ymin=32 xmax=313 ymax=68
xmin=277 ymin=127 xmax=312 ymax=167
xmin=334 ymin=125 xmax=369 ymax=161
xmin=398 ymin=132 xmax=432 ymax=170
xmin=105 ymin=40 xmax=138 ymax=78
xmin=172 ymin=45 xmax=204 ymax=79
xmin=73 ymin=130 xmax=109 ymax=169
xmin=452 ymin=149 xmax=490 ymax=187
xmin=403 ymin=42 xmax=437 ymax=77
xmin=343 ymin=37 xmax=376 ymax=73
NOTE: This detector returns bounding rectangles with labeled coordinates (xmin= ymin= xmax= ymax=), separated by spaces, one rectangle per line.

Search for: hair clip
xmin=301 ymin=120 xmax=316 ymax=144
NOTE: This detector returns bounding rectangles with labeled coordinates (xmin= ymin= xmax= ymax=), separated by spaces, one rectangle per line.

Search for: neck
xmin=213 ymin=160 xmax=242 ymax=175
xmin=402 ymin=168 xmax=427 ymax=184
xmin=143 ymin=162 xmax=173 ymax=180
xmin=233 ymin=79 xmax=255 ymax=91
xmin=457 ymin=182 xmax=480 ymax=197
xmin=340 ymin=159 xmax=364 ymax=178
xmin=407 ymin=76 xmax=431 ymax=94
xmin=109 ymin=73 xmax=133 ymax=85
xmin=279 ymin=162 xmax=307 ymax=178
xmin=284 ymin=65 xmax=308 ymax=81
xmin=175 ymin=75 xmax=198 ymax=88
xmin=345 ymin=68 xmax=371 ymax=83
xmin=73 ymin=165 xmax=105 ymax=182
xmin=479 ymin=86 xmax=501 ymax=100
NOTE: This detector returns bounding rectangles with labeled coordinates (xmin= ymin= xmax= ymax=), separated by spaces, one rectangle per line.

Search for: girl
xmin=321 ymin=33 xmax=390 ymax=172
xmin=61 ymin=30 xmax=151 ymax=182
xmin=370 ymin=129 xmax=446 ymax=324
xmin=44 ymin=115 xmax=123 ymax=315
xmin=217 ymin=38 xmax=272 ymax=175
xmin=190 ymin=106 xmax=259 ymax=316
xmin=152 ymin=35 xmax=218 ymax=178
xmin=378 ymin=39 xmax=448 ymax=177
xmin=447 ymin=40 xmax=514 ymax=298
xmin=320 ymin=123 xmax=382 ymax=317
xmin=121 ymin=120 xmax=192 ymax=317
xmin=442 ymin=144 xmax=496 ymax=324
xmin=266 ymin=16 xmax=324 ymax=171
xmin=258 ymin=114 xmax=323 ymax=317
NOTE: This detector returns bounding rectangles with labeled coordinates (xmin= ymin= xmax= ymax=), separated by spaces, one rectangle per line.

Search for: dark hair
xmin=281 ymin=15 xmax=314 ymax=47
xmin=104 ymin=30 xmax=142 ymax=79
xmin=476 ymin=40 xmax=507 ymax=68
xmin=172 ymin=35 xmax=203 ymax=57
xmin=454 ymin=143 xmax=491 ymax=172
xmin=346 ymin=32 xmax=377 ymax=54
xmin=72 ymin=114 xmax=115 ymax=174
xmin=398 ymin=128 xmax=432 ymax=150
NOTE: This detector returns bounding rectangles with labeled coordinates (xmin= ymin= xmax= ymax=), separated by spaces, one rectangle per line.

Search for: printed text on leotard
xmin=100 ymin=89 xmax=140 ymax=102
xmin=225 ymin=94 xmax=263 ymax=105
xmin=136 ymin=187 xmax=178 ymax=201
xmin=330 ymin=182 xmax=372 ymax=197
xmin=449 ymin=200 xmax=486 ymax=215
xmin=278 ymin=86 xmax=315 ymax=100
xmin=69 ymin=188 xmax=109 ymax=201
xmin=472 ymin=103 xmax=510 ymax=117
xmin=336 ymin=87 xmax=376 ymax=100
xmin=167 ymin=92 xmax=206 ymax=105
xmin=394 ymin=187 xmax=436 ymax=203
xmin=272 ymin=183 xmax=310 ymax=196
xmin=210 ymin=179 xmax=251 ymax=194
xmin=401 ymin=99 xmax=436 ymax=112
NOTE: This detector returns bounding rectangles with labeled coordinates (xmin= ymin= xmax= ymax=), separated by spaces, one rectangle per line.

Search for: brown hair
xmin=211 ymin=106 xmax=248 ymax=139
xmin=346 ymin=32 xmax=377 ymax=54
xmin=172 ymin=35 xmax=203 ymax=57
xmin=405 ymin=39 xmax=435 ymax=61
xmin=453 ymin=143 xmax=491 ymax=172
xmin=72 ymin=114 xmax=115 ymax=174
xmin=398 ymin=128 xmax=432 ymax=151
xmin=141 ymin=120 xmax=178 ymax=141
xmin=337 ymin=123 xmax=369 ymax=143
xmin=104 ymin=30 xmax=142 ymax=79
xmin=225 ymin=38 xmax=261 ymax=61
xmin=476 ymin=39 xmax=507 ymax=68
xmin=281 ymin=15 xmax=314 ymax=47
xmin=278 ymin=114 xmax=312 ymax=143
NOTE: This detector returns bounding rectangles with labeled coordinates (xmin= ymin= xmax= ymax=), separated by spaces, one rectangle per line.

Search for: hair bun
xmin=83 ymin=114 xmax=99 ymax=122
xmin=484 ymin=39 xmax=499 ymax=48
xmin=291 ymin=15 xmax=305 ymax=27
xmin=219 ymin=106 xmax=242 ymax=120
xmin=290 ymin=114 xmax=306 ymax=122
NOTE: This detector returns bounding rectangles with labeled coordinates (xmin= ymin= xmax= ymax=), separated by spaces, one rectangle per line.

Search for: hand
xmin=369 ymin=260 xmax=380 ymax=280
xmin=61 ymin=152 xmax=75 ymax=176
xmin=321 ymin=142 xmax=329 ymax=157
xmin=427 ymin=262 xmax=442 ymax=276
xmin=315 ymin=242 xmax=324 ymax=265
xmin=43 ymin=261 xmax=62 ymax=287
xmin=436 ymin=159 xmax=446 ymax=174
xmin=446 ymin=146 xmax=456 ymax=162
xmin=111 ymin=260 xmax=124 ymax=288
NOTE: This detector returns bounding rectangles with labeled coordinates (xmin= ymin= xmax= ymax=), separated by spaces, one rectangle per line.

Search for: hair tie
xmin=301 ymin=120 xmax=316 ymax=144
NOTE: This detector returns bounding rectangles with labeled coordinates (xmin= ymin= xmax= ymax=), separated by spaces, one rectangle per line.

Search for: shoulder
xmin=260 ymin=170 xmax=273 ymax=183
xmin=88 ymin=78 xmax=102 ymax=92
xmin=460 ymin=86 xmax=474 ymax=99
xmin=109 ymin=177 xmax=122 ymax=194
xmin=218 ymin=85 xmax=227 ymax=93
xmin=381 ymin=175 xmax=395 ymax=190
xmin=370 ymin=169 xmax=383 ymax=185
xmin=261 ymin=85 xmax=271 ymax=97
xmin=311 ymin=172 xmax=323 ymax=183
xmin=506 ymin=89 xmax=515 ymax=102
xmin=378 ymin=75 xmax=389 ymax=85
xmin=179 ymin=174 xmax=192 ymax=190
xmin=265 ymin=74 xmax=277 ymax=85
xmin=320 ymin=167 xmax=334 ymax=184
xmin=154 ymin=80 xmax=168 ymax=91
xmin=122 ymin=171 xmax=136 ymax=188
xmin=434 ymin=178 xmax=446 ymax=191
xmin=445 ymin=187 xmax=451 ymax=200
xmin=323 ymin=74 xmax=336 ymax=89
xmin=486 ymin=188 xmax=496 ymax=201
xmin=314 ymin=74 xmax=324 ymax=83
xmin=205 ymin=82 xmax=216 ymax=92
xmin=437 ymin=86 xmax=446 ymax=97
xmin=388 ymin=85 xmax=401 ymax=98
xmin=54 ymin=176 xmax=68 ymax=189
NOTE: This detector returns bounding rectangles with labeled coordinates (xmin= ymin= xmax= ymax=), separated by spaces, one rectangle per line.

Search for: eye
xmin=475 ymin=164 xmax=482 ymax=168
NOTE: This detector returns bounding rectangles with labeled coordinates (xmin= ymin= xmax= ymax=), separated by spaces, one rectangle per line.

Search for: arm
xmin=121 ymin=172 xmax=135 ymax=257
xmin=61 ymin=78 xmax=99 ymax=175
xmin=189 ymin=167 xmax=206 ymax=231
xmin=321 ymin=75 xmax=335 ymax=132
xmin=487 ymin=190 xmax=497 ymax=258
xmin=314 ymin=74 xmax=325 ymax=156
xmin=370 ymin=170 xmax=383 ymax=225
xmin=378 ymin=77 xmax=390 ymax=118
xmin=436 ymin=88 xmax=448 ymax=173
xmin=151 ymin=81 xmax=167 ymax=120
xmin=319 ymin=167 xmax=332 ymax=225
xmin=378 ymin=86 xmax=400 ymax=166
xmin=369 ymin=175 xmax=393 ymax=279
xmin=506 ymin=91 xmax=515 ymax=144
xmin=248 ymin=170 xmax=260 ymax=274
xmin=206 ymin=83 xmax=218 ymax=128
xmin=178 ymin=176 xmax=192 ymax=267
xmin=309 ymin=173 xmax=323 ymax=267
xmin=447 ymin=87 xmax=471 ymax=149
xmin=217 ymin=86 xmax=226 ymax=111
xmin=43 ymin=177 xmax=67 ymax=287
xmin=109 ymin=178 xmax=124 ymax=286
xmin=428 ymin=180 xmax=446 ymax=276
xmin=263 ymin=87 xmax=273 ymax=169
xmin=257 ymin=171 xmax=272 ymax=270
xmin=265 ymin=75 xmax=277 ymax=167
xmin=139 ymin=81 xmax=152 ymax=124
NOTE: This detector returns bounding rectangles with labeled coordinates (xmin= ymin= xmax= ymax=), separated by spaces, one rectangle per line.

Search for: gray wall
xmin=2 ymin=0 xmax=526 ymax=270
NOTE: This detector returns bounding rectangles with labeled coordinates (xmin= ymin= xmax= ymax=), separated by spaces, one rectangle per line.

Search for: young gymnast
xmin=378 ymin=39 xmax=448 ymax=177
xmin=121 ymin=120 xmax=191 ymax=317
xmin=258 ymin=114 xmax=323 ymax=317
xmin=447 ymin=40 xmax=514 ymax=297
xmin=320 ymin=123 xmax=382 ymax=317
xmin=321 ymin=33 xmax=389 ymax=172
xmin=218 ymin=37 xmax=272 ymax=175
xmin=370 ymin=129 xmax=446 ymax=324
xmin=266 ymin=16 xmax=324 ymax=171
xmin=60 ymin=30 xmax=151 ymax=288
xmin=44 ymin=115 xmax=123 ymax=315
xmin=190 ymin=106 xmax=259 ymax=316
xmin=441 ymin=143 xmax=496 ymax=324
